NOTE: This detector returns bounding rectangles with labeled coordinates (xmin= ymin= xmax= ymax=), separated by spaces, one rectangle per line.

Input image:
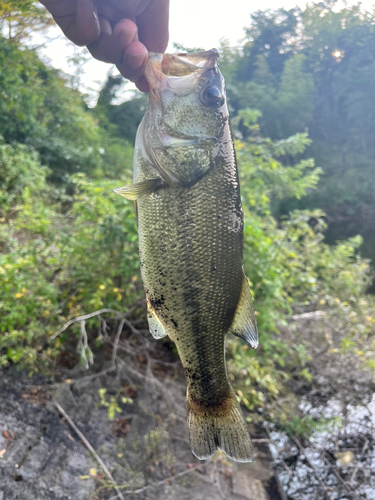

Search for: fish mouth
xmin=145 ymin=50 xmax=219 ymax=103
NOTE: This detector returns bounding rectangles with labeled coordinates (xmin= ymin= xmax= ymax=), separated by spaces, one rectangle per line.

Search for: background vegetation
xmin=1 ymin=0 xmax=374 ymax=439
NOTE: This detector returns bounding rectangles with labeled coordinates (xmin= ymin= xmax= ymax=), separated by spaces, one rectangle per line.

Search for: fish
xmin=115 ymin=49 xmax=258 ymax=463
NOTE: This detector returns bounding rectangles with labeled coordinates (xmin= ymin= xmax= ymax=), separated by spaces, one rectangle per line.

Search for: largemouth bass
xmin=115 ymin=50 xmax=258 ymax=463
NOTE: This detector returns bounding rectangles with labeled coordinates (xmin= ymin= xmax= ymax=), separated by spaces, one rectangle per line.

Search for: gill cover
xmin=141 ymin=50 xmax=228 ymax=188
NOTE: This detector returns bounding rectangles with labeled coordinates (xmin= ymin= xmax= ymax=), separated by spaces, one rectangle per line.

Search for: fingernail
xmin=92 ymin=0 xmax=97 ymax=19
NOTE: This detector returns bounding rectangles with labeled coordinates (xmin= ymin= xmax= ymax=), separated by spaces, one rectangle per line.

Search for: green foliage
xmin=238 ymin=8 xmax=300 ymax=81
xmin=0 ymin=0 xmax=52 ymax=42
xmin=280 ymin=415 xmax=341 ymax=439
xmin=1 ymin=15 xmax=374 ymax=449
xmin=0 ymin=139 xmax=47 ymax=217
xmin=0 ymin=35 xmax=133 ymax=184
xmin=57 ymin=174 xmax=141 ymax=316
xmin=226 ymin=113 xmax=375 ymax=425
xmin=94 ymin=75 xmax=148 ymax=144
xmin=97 ymin=388 xmax=133 ymax=420
xmin=222 ymin=3 xmax=375 ymax=217
xmin=0 ymin=226 xmax=60 ymax=369
xmin=0 ymin=161 xmax=141 ymax=369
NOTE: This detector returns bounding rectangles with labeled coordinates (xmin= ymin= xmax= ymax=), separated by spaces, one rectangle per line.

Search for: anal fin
xmin=147 ymin=302 xmax=168 ymax=339
xmin=229 ymin=276 xmax=258 ymax=348
xmin=113 ymin=178 xmax=164 ymax=200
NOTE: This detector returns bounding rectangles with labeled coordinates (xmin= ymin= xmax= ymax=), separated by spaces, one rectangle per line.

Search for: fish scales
xmin=138 ymin=140 xmax=242 ymax=405
xmin=115 ymin=50 xmax=258 ymax=462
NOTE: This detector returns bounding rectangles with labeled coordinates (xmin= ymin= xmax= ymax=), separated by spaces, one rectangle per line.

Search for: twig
xmin=116 ymin=357 xmax=185 ymax=416
xmin=54 ymin=402 xmax=125 ymax=500
xmin=292 ymin=436 xmax=329 ymax=493
xmin=77 ymin=320 xmax=94 ymax=369
xmin=264 ymin=425 xmax=293 ymax=478
xmin=214 ymin=461 xmax=227 ymax=500
xmin=312 ymin=464 xmax=374 ymax=471
xmin=350 ymin=439 xmax=369 ymax=485
xmin=52 ymin=309 xmax=123 ymax=338
xmin=64 ymin=366 xmax=117 ymax=386
xmin=131 ymin=463 xmax=207 ymax=494
xmin=304 ymin=435 xmax=361 ymax=498
xmin=112 ymin=319 xmax=126 ymax=366
xmin=292 ymin=311 xmax=325 ymax=321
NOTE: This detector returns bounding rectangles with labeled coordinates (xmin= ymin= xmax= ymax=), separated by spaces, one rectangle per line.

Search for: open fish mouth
xmin=145 ymin=50 xmax=220 ymax=101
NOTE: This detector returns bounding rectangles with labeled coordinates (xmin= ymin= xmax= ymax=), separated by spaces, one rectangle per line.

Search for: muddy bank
xmin=1 ymin=308 xmax=374 ymax=500
xmin=0 ymin=360 xmax=282 ymax=500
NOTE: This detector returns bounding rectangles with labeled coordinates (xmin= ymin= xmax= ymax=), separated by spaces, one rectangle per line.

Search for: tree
xmin=0 ymin=0 xmax=52 ymax=42
xmin=276 ymin=54 xmax=314 ymax=137
xmin=0 ymin=35 xmax=133 ymax=183
xmin=238 ymin=8 xmax=300 ymax=82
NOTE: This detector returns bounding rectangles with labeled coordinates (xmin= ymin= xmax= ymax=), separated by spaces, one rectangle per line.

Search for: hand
xmin=39 ymin=0 xmax=169 ymax=91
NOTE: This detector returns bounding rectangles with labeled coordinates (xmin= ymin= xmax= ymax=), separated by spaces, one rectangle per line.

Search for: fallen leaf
xmin=79 ymin=475 xmax=89 ymax=480
xmin=3 ymin=430 xmax=13 ymax=440
xmin=335 ymin=451 xmax=356 ymax=465
xmin=0 ymin=449 xmax=6 ymax=458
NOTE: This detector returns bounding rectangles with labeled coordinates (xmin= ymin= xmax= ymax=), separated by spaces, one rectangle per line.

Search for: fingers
xmin=42 ymin=0 xmax=170 ymax=92
xmin=116 ymin=40 xmax=148 ymax=90
xmin=137 ymin=0 xmax=169 ymax=53
xmin=88 ymin=18 xmax=138 ymax=64
xmin=72 ymin=0 xmax=100 ymax=45
xmin=135 ymin=76 xmax=150 ymax=93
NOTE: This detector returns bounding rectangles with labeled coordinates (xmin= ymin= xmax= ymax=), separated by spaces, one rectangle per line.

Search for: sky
xmin=36 ymin=0 xmax=375 ymax=104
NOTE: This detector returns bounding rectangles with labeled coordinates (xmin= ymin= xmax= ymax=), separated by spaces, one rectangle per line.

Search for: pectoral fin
xmin=229 ymin=276 xmax=258 ymax=348
xmin=147 ymin=302 xmax=168 ymax=339
xmin=113 ymin=178 xmax=164 ymax=200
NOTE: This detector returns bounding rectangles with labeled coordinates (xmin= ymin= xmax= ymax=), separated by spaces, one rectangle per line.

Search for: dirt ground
xmin=1 ymin=312 xmax=374 ymax=500
xmin=0 ymin=360 xmax=283 ymax=500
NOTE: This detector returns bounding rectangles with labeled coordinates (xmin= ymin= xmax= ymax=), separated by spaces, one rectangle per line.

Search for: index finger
xmin=136 ymin=0 xmax=169 ymax=53
xmin=40 ymin=0 xmax=100 ymax=46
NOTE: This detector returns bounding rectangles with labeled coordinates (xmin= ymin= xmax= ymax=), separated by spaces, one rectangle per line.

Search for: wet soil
xmin=0 ymin=350 xmax=282 ymax=500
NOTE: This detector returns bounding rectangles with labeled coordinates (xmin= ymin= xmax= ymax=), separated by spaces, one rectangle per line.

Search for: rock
xmin=0 ymin=365 xmax=281 ymax=500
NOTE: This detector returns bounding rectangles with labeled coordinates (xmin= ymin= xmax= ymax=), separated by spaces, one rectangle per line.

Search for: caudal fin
xmin=187 ymin=393 xmax=254 ymax=463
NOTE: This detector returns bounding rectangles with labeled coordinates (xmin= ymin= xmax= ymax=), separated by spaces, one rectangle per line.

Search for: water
xmin=270 ymin=394 xmax=375 ymax=499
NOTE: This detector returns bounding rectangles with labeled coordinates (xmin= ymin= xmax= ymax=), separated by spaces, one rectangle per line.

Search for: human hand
xmin=39 ymin=0 xmax=169 ymax=91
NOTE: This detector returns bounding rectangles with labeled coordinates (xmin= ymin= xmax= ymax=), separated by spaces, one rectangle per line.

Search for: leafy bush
xmin=0 ymin=35 xmax=134 ymax=184
xmin=0 ymin=163 xmax=141 ymax=369
xmin=226 ymin=114 xmax=375 ymax=428
xmin=0 ymin=139 xmax=47 ymax=218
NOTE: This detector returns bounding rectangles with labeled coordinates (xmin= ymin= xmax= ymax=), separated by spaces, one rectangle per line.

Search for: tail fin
xmin=187 ymin=393 xmax=254 ymax=463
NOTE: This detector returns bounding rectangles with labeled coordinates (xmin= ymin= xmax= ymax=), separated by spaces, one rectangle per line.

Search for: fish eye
xmin=201 ymin=85 xmax=224 ymax=107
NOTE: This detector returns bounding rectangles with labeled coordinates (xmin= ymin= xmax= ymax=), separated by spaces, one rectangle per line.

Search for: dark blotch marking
xmin=171 ymin=318 xmax=178 ymax=328
xmin=149 ymin=295 xmax=165 ymax=309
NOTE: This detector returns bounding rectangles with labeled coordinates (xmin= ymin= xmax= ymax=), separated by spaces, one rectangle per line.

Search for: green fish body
xmin=115 ymin=50 xmax=258 ymax=462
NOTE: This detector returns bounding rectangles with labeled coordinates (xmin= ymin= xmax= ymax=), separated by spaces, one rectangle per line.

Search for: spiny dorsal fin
xmin=147 ymin=301 xmax=168 ymax=339
xmin=113 ymin=178 xmax=164 ymax=200
xmin=229 ymin=276 xmax=258 ymax=348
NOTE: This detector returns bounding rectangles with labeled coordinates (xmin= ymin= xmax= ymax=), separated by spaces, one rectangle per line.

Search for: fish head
xmin=145 ymin=50 xmax=228 ymax=144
